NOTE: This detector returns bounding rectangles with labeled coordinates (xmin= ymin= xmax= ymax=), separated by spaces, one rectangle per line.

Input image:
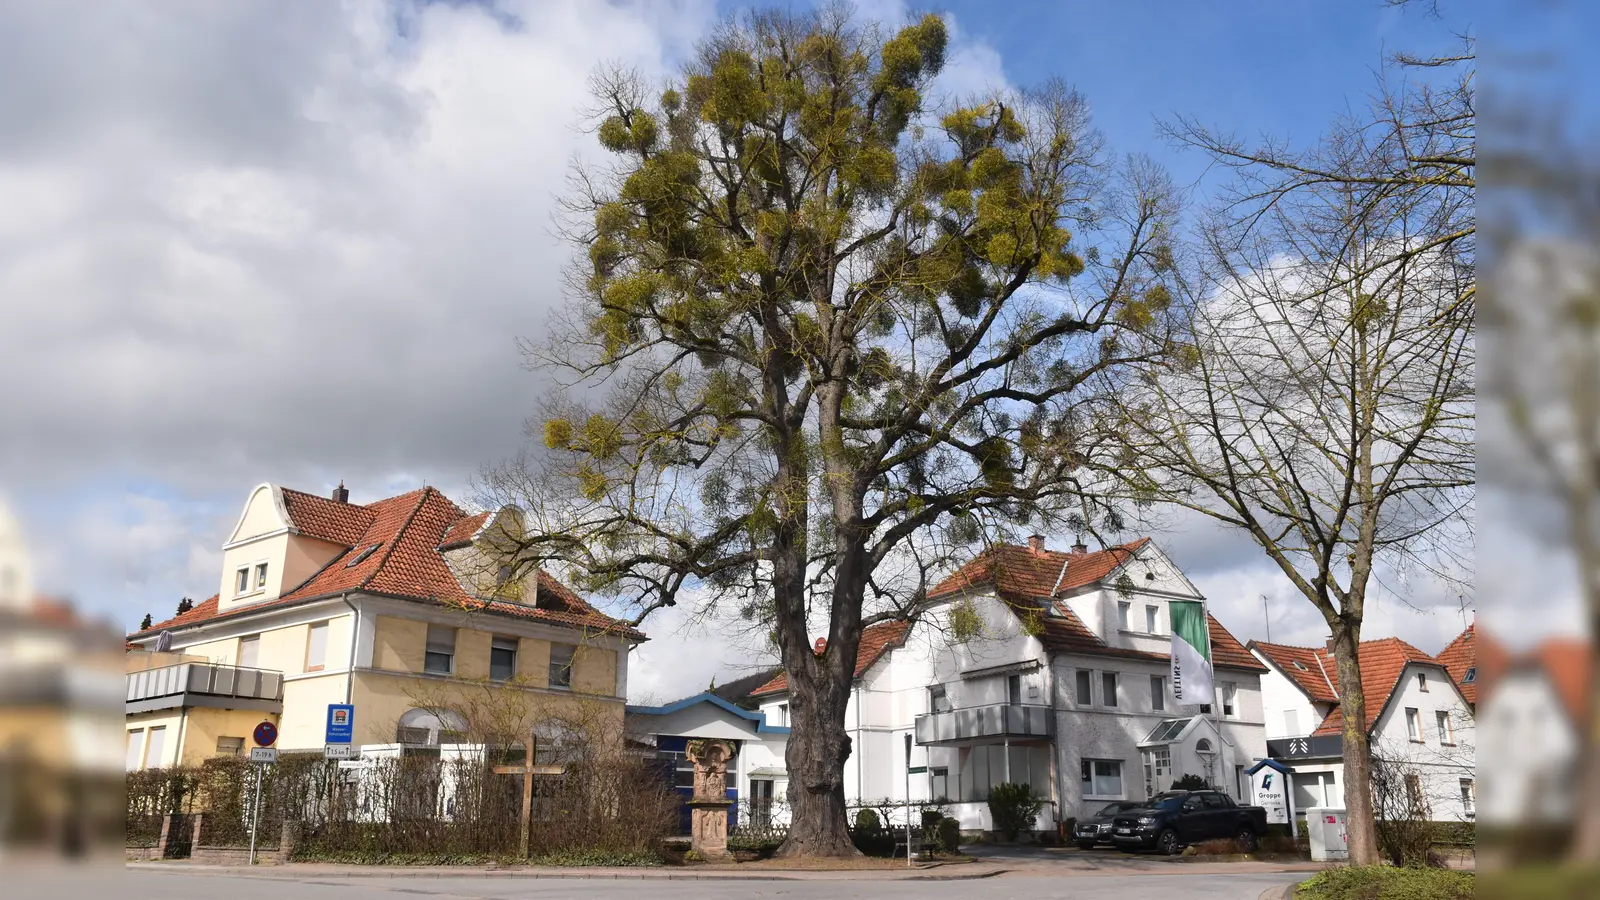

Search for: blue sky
xmin=0 ymin=0 xmax=1510 ymax=700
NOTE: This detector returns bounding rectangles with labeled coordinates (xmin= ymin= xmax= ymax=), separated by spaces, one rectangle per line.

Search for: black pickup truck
xmin=1110 ymin=790 xmax=1269 ymax=855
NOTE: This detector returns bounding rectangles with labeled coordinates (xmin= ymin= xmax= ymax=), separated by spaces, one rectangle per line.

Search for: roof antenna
xmin=1261 ymin=594 xmax=1271 ymax=644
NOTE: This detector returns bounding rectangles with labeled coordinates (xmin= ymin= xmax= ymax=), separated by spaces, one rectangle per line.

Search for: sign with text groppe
xmin=1251 ymin=767 xmax=1290 ymax=825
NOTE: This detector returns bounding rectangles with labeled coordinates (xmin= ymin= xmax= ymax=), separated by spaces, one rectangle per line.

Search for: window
xmin=1183 ymin=795 xmax=1205 ymax=812
xmin=424 ymin=624 xmax=456 ymax=675
xmin=1081 ymin=759 xmax=1124 ymax=797
xmin=1101 ymin=672 xmax=1119 ymax=708
xmin=216 ymin=737 xmax=244 ymax=757
xmin=345 ymin=543 xmax=381 ymax=568
xmin=777 ymin=703 xmax=788 ymax=726
xmin=1202 ymin=792 xmax=1229 ymax=809
xmin=1075 ymin=670 xmax=1093 ymax=705
xmin=126 ymin=730 xmax=145 ymax=771
xmin=929 ymin=684 xmax=950 ymax=713
xmin=1404 ymin=773 xmax=1428 ymax=816
xmin=1007 ymin=674 xmax=1022 ymax=706
xmin=1463 ymin=666 xmax=1476 ymax=684
xmin=1405 ymin=707 xmax=1424 ymax=742
xmin=1417 ymin=672 xmax=1429 ymax=692
xmin=930 ymin=767 xmax=949 ymax=801
xmin=1235 ymin=765 xmax=1247 ymax=800
xmin=1460 ymin=779 xmax=1475 ymax=817
xmin=235 ymin=566 xmax=250 ymax=596
xmin=490 ymin=636 xmax=518 ymax=681
xmin=1292 ymin=660 xmax=1308 ymax=671
xmin=1284 ymin=709 xmax=1301 ymax=735
xmin=238 ymin=635 xmax=260 ymax=669
xmin=144 ymin=725 xmax=167 ymax=769
xmin=1221 ymin=682 xmax=1237 ymax=718
xmin=305 ymin=621 xmax=329 ymax=672
xmin=1146 ymin=605 xmax=1159 ymax=633
xmin=1151 ymin=674 xmax=1165 ymax=711
xmin=1117 ymin=601 xmax=1131 ymax=630
xmin=549 ymin=643 xmax=575 ymax=688
xmin=1437 ymin=710 xmax=1455 ymax=745
xmin=255 ymin=562 xmax=269 ymax=589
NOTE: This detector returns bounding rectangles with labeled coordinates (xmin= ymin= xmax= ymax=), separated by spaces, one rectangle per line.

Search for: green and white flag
xmin=1170 ymin=600 xmax=1214 ymax=706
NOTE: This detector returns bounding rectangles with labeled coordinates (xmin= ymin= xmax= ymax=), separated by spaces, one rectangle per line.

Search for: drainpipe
xmin=341 ymin=593 xmax=358 ymax=704
xmin=1050 ymin=661 xmax=1064 ymax=831
xmin=854 ymin=685 xmax=863 ymax=805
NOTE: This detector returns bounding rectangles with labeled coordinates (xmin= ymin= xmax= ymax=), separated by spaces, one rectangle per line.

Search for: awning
xmin=746 ymin=767 xmax=788 ymax=778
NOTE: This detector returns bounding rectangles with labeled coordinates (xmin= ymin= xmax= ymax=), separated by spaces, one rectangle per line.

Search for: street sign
xmin=253 ymin=720 xmax=278 ymax=747
xmin=338 ymin=759 xmax=375 ymax=770
xmin=326 ymin=704 xmax=355 ymax=744
xmin=249 ymin=747 xmax=278 ymax=764
xmin=907 ymin=765 xmax=927 ymax=774
xmin=325 ymin=744 xmax=357 ymax=760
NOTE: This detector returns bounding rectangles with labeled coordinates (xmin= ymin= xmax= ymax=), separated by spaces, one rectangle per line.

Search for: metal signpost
xmin=903 ymin=733 xmax=913 ymax=868
xmin=325 ymin=703 xmax=355 ymax=760
xmin=248 ymin=720 xmax=278 ymax=865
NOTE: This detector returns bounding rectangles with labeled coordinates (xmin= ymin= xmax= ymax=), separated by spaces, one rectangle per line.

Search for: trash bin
xmin=1305 ymin=807 xmax=1349 ymax=861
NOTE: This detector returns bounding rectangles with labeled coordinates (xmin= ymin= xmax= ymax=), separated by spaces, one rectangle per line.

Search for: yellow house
xmin=123 ymin=483 xmax=646 ymax=769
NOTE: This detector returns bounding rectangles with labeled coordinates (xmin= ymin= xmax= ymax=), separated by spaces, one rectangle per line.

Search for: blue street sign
xmin=253 ymin=720 xmax=278 ymax=747
xmin=326 ymin=704 xmax=355 ymax=744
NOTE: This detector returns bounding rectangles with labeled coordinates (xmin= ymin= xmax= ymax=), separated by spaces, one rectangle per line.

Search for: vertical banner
xmin=1170 ymin=600 xmax=1215 ymax=706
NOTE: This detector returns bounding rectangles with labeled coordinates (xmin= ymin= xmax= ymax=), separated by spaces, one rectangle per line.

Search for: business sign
xmin=325 ymin=744 xmax=357 ymax=760
xmin=250 ymin=747 xmax=278 ymax=764
xmin=1251 ymin=767 xmax=1289 ymax=825
xmin=252 ymin=720 xmax=278 ymax=747
xmin=326 ymin=704 xmax=355 ymax=744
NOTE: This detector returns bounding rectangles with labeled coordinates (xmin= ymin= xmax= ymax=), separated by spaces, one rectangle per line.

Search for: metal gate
xmin=163 ymin=814 xmax=194 ymax=859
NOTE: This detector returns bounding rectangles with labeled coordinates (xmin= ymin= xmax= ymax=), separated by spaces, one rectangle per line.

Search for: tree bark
xmin=1567 ymin=597 xmax=1600 ymax=860
xmin=776 ymin=662 xmax=860 ymax=857
xmin=1329 ymin=620 xmax=1380 ymax=866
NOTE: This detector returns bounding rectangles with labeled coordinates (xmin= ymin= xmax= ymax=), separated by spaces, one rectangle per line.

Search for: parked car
xmin=1074 ymin=801 xmax=1147 ymax=849
xmin=1110 ymin=790 xmax=1269 ymax=855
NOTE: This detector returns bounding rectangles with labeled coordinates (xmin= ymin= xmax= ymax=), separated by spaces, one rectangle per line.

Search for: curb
xmin=1258 ymin=880 xmax=1299 ymax=900
xmin=126 ymin=862 xmax=1011 ymax=882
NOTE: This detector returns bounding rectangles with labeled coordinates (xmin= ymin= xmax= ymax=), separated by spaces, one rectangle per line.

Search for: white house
xmin=625 ymin=692 xmax=791 ymax=828
xmin=1477 ymin=638 xmax=1586 ymax=825
xmin=749 ymin=536 xmax=1269 ymax=835
xmin=1251 ymin=633 xmax=1477 ymax=824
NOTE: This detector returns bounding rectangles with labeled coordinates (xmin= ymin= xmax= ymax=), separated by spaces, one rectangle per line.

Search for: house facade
xmin=625 ymin=692 xmax=790 ymax=830
xmin=1251 ymin=630 xmax=1477 ymax=824
xmin=123 ymin=482 xmax=644 ymax=769
xmin=750 ymin=537 xmax=1269 ymax=834
xmin=1477 ymin=638 xmax=1587 ymax=825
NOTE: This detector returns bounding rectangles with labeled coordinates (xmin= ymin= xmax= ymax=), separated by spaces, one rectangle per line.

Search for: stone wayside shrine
xmin=686 ymin=738 xmax=735 ymax=860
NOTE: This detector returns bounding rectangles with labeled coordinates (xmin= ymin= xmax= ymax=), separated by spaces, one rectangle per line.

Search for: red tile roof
xmin=1435 ymin=624 xmax=1477 ymax=706
xmin=1306 ymin=638 xmax=1440 ymax=737
xmin=1251 ymin=641 xmax=1341 ymax=704
xmin=129 ymin=486 xmax=643 ymax=642
xmin=928 ymin=539 xmax=1152 ymax=600
xmin=1536 ymin=640 xmax=1593 ymax=728
xmin=751 ymin=619 xmax=912 ymax=696
xmin=440 ymin=511 xmax=492 ymax=548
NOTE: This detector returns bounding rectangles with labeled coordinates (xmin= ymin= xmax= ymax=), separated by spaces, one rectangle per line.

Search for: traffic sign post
xmin=248 ymin=720 xmax=277 ymax=865
xmin=324 ymin=744 xmax=356 ymax=760
xmin=904 ymin=733 xmax=913 ymax=868
xmin=325 ymin=703 xmax=355 ymax=760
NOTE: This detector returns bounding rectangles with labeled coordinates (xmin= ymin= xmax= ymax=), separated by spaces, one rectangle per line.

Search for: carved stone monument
xmin=685 ymin=738 xmax=736 ymax=860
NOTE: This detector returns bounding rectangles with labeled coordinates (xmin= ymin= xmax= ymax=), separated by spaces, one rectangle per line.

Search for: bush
xmin=1479 ymin=865 xmax=1600 ymax=900
xmin=1170 ymin=774 xmax=1209 ymax=791
xmin=854 ymin=808 xmax=881 ymax=834
xmin=935 ymin=816 xmax=962 ymax=854
xmin=1294 ymin=865 xmax=1474 ymax=900
xmin=986 ymin=782 xmax=1044 ymax=842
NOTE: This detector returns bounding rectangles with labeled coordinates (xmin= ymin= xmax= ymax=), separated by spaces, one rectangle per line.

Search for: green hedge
xmin=1295 ymin=866 xmax=1474 ymax=900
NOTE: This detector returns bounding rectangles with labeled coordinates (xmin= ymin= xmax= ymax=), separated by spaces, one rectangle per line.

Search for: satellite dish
xmin=155 ymin=630 xmax=173 ymax=652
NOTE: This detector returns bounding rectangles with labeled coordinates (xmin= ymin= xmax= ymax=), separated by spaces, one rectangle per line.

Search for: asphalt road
xmin=88 ymin=870 xmax=1300 ymax=900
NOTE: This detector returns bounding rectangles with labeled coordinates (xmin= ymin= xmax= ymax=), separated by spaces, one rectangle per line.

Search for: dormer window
xmin=1463 ymin=666 xmax=1476 ymax=684
xmin=254 ymin=563 xmax=268 ymax=589
xmin=345 ymin=543 xmax=382 ymax=568
xmin=235 ymin=567 xmax=250 ymax=596
xmin=1292 ymin=661 xmax=1308 ymax=671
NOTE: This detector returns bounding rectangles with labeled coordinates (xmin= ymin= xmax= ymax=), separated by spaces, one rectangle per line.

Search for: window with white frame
xmin=490 ymin=636 xmax=518 ymax=681
xmin=1146 ymin=605 xmax=1159 ymax=633
xmin=1405 ymin=707 xmax=1424 ymax=742
xmin=235 ymin=566 xmax=251 ymax=596
xmin=216 ymin=737 xmax=244 ymax=757
xmin=143 ymin=725 xmax=167 ymax=769
xmin=1082 ymin=759 xmax=1124 ymax=798
xmin=1221 ymin=682 xmax=1237 ymax=718
xmin=929 ymin=684 xmax=950 ymax=713
xmin=1101 ymin=671 xmax=1118 ymax=708
xmin=1417 ymin=672 xmax=1429 ymax=692
xmin=1436 ymin=710 xmax=1455 ymax=745
xmin=305 ymin=621 xmax=329 ymax=672
xmin=549 ymin=643 xmax=575 ymax=688
xmin=777 ymin=703 xmax=788 ymax=726
xmin=930 ymin=767 xmax=950 ymax=801
xmin=1007 ymin=674 xmax=1022 ymax=706
xmin=255 ymin=562 xmax=269 ymax=590
xmin=1284 ymin=708 xmax=1301 ymax=736
xmin=238 ymin=634 xmax=260 ymax=669
xmin=1460 ymin=778 xmax=1475 ymax=817
xmin=1117 ymin=601 xmax=1131 ymax=630
xmin=1075 ymin=669 xmax=1093 ymax=705
xmin=424 ymin=624 xmax=456 ymax=675
xmin=126 ymin=729 xmax=145 ymax=771
xmin=1150 ymin=674 xmax=1165 ymax=711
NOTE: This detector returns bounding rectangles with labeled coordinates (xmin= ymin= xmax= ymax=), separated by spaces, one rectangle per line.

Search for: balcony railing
xmin=125 ymin=662 xmax=284 ymax=713
xmin=914 ymin=702 xmax=1054 ymax=746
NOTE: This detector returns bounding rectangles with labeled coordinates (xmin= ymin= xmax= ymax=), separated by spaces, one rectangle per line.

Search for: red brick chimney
xmin=1070 ymin=539 xmax=1088 ymax=556
xmin=1028 ymin=534 xmax=1047 ymax=555
xmin=331 ymin=482 xmax=349 ymax=503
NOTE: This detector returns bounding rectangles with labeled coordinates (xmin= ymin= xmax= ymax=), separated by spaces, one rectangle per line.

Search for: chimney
xmin=331 ymin=482 xmax=349 ymax=504
xmin=1028 ymin=534 xmax=1047 ymax=555
xmin=813 ymin=637 xmax=827 ymax=656
xmin=1070 ymin=539 xmax=1088 ymax=555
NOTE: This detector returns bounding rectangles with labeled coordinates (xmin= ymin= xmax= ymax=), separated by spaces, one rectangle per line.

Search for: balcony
xmin=125 ymin=663 xmax=284 ymax=715
xmin=914 ymin=702 xmax=1054 ymax=746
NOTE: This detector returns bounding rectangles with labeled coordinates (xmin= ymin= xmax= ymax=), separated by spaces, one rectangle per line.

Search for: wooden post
xmin=492 ymin=732 xmax=566 ymax=859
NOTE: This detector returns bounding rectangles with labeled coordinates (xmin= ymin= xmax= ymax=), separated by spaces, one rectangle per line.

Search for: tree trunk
xmin=776 ymin=664 xmax=860 ymax=857
xmin=1567 ymin=633 xmax=1600 ymax=861
xmin=1329 ymin=621 xmax=1380 ymax=865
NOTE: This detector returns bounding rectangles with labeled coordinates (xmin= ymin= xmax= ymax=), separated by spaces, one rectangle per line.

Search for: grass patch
xmin=1478 ymin=865 xmax=1600 ymax=900
xmin=1295 ymin=865 xmax=1473 ymax=900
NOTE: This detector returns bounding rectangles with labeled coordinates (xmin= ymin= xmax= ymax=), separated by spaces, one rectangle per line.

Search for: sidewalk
xmin=125 ymin=860 xmax=1011 ymax=881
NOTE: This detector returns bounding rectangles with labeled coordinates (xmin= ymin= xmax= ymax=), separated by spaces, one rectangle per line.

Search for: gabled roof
xmin=1434 ymin=623 xmax=1478 ymax=706
xmin=1251 ymin=641 xmax=1341 ymax=704
xmin=1308 ymin=638 xmax=1441 ymax=737
xmin=1536 ymin=640 xmax=1593 ymax=728
xmin=928 ymin=539 xmax=1151 ymax=600
xmin=750 ymin=619 xmax=911 ymax=697
xmin=626 ymin=691 xmax=791 ymax=734
xmin=130 ymin=486 xmax=644 ymax=642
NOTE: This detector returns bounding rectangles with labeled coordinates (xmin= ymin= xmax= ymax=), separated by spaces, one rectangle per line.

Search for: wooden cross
xmin=491 ymin=732 xmax=566 ymax=858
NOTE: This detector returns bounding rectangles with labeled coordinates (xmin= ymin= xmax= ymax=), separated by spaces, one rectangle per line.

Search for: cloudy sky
xmin=0 ymin=0 xmax=1503 ymax=703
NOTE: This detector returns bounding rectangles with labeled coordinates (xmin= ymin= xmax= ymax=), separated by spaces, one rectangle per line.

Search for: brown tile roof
xmin=1536 ymin=640 xmax=1593 ymax=728
xmin=1435 ymin=624 xmax=1477 ymax=706
xmin=1308 ymin=638 xmax=1440 ymax=737
xmin=751 ymin=619 xmax=912 ymax=696
xmin=1251 ymin=641 xmax=1341 ymax=704
xmin=128 ymin=486 xmax=644 ymax=642
xmin=440 ymin=511 xmax=492 ymax=548
xmin=928 ymin=539 xmax=1152 ymax=600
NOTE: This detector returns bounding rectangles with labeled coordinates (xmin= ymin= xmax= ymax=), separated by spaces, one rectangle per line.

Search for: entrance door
xmin=749 ymin=778 xmax=775 ymax=827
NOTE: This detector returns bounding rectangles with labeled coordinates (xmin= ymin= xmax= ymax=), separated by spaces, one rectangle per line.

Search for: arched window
xmin=395 ymin=708 xmax=466 ymax=746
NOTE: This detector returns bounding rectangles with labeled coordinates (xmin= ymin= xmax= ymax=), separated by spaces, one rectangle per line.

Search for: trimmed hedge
xmin=1295 ymin=866 xmax=1474 ymax=900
